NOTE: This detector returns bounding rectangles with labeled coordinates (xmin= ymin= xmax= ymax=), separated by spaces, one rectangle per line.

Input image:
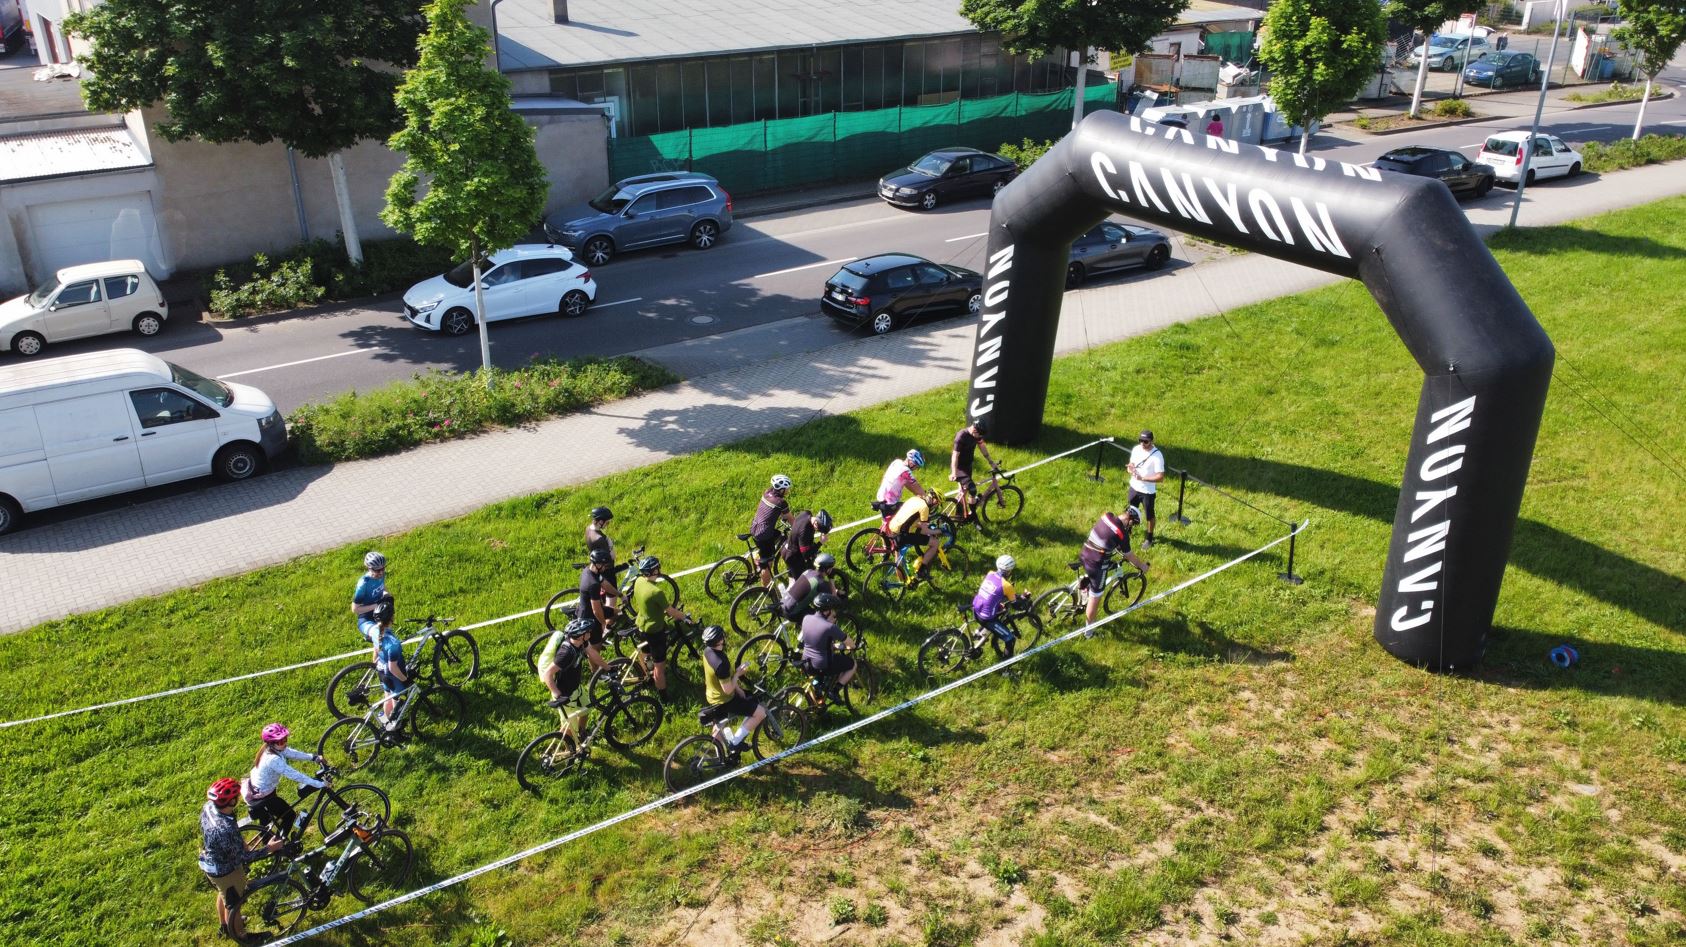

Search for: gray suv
xmin=545 ymin=172 xmax=733 ymax=266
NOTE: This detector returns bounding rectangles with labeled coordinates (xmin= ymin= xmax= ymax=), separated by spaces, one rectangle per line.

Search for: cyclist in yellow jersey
xmin=698 ymin=625 xmax=766 ymax=753
xmin=887 ymin=493 xmax=940 ymax=577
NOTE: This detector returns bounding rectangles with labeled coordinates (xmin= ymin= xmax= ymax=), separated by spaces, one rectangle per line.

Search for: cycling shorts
xmin=698 ymin=693 xmax=759 ymax=725
xmin=804 ymin=652 xmax=854 ymax=679
xmin=955 ymin=470 xmax=976 ymax=495
xmin=379 ymin=670 xmax=409 ymax=696
xmin=1079 ymin=547 xmax=1107 ymax=593
xmin=752 ymin=532 xmax=781 ymax=563
xmin=780 ymin=549 xmax=808 ymax=579
xmin=898 ymin=526 xmax=930 ymax=549
xmin=638 ymin=628 xmax=669 ymax=664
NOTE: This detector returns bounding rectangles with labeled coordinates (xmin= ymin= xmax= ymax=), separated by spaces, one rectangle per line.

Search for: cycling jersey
xmin=702 ymin=647 xmax=736 ymax=706
xmin=888 ymin=495 xmax=930 ymax=535
xmin=750 ymin=488 xmax=788 ymax=540
xmin=200 ymin=801 xmax=266 ymax=877
xmin=244 ymin=746 xmax=325 ymax=802
xmin=578 ymin=567 xmax=611 ymax=615
xmin=631 ymin=576 xmax=671 ymax=635
xmin=877 ymin=459 xmax=917 ymax=505
xmin=783 ymin=511 xmax=820 ymax=561
xmin=799 ymin=612 xmax=847 ymax=672
xmin=585 ymin=526 xmax=615 ymax=565
xmin=538 ymin=632 xmax=586 ymax=673
xmin=952 ymin=427 xmax=980 ymax=476
xmin=971 ymin=571 xmax=1016 ymax=620
xmin=780 ymin=568 xmax=833 ymax=615
xmin=1084 ymin=512 xmax=1131 ymax=556
xmin=376 ymin=630 xmax=405 ymax=676
xmin=352 ymin=574 xmax=385 ymax=627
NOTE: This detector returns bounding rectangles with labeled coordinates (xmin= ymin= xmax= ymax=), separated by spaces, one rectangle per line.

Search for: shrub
xmin=1581 ymin=134 xmax=1686 ymax=173
xmin=804 ymin=791 xmax=870 ymax=837
xmin=999 ymin=137 xmax=1059 ymax=170
xmin=284 ymin=356 xmax=678 ymax=465
xmin=1567 ymin=82 xmax=1646 ymax=104
xmin=1431 ymin=98 xmax=1474 ymax=119
xmin=1353 ymin=115 xmax=1373 ymax=130
xmin=207 ymin=253 xmax=324 ymax=317
xmin=862 ymin=902 xmax=889 ymax=927
xmin=205 ymin=237 xmax=456 ymax=318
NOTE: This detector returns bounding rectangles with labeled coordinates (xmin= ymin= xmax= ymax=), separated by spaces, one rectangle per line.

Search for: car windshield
xmin=1484 ymin=138 xmax=1521 ymax=156
xmin=169 ymin=361 xmax=233 ymax=408
xmin=1428 ymin=34 xmax=1464 ymax=49
xmin=830 ymin=269 xmax=870 ymax=292
xmin=25 ymin=281 xmax=59 ymax=306
xmin=588 ymin=188 xmax=635 ymax=214
xmin=910 ymin=154 xmax=952 ymax=176
xmin=443 ymin=260 xmax=479 ymax=288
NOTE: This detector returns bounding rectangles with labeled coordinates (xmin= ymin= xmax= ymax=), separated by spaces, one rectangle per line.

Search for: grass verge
xmin=1581 ymin=133 xmax=1686 ymax=174
xmin=0 ymin=199 xmax=1682 ymax=946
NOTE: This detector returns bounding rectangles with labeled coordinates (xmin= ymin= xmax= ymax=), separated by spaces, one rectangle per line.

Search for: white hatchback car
xmin=402 ymin=245 xmax=596 ymax=336
xmin=0 ymin=260 xmax=169 ymax=358
xmin=1477 ymin=131 xmax=1584 ymax=185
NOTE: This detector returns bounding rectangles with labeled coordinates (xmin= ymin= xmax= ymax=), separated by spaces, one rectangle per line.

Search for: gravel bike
xmin=861 ymin=534 xmax=971 ymax=607
xmin=237 ymin=765 xmax=391 ymax=878
xmin=936 ymin=465 xmax=1026 ymax=531
xmin=317 ymin=679 xmax=467 ymax=772
xmin=702 ymin=527 xmax=789 ymax=602
xmin=527 ymin=609 xmax=704 ymax=677
xmin=1034 ymin=553 xmax=1148 ymax=633
xmin=241 ymin=811 xmax=413 ymax=937
xmin=662 ymin=682 xmax=810 ymax=794
xmin=842 ymin=499 xmax=958 ymax=573
xmin=325 ymin=615 xmax=479 ymax=721
xmin=917 ymin=599 xmax=1043 ymax=681
xmin=515 ymin=690 xmax=664 ymax=795
xmin=543 ymin=544 xmax=679 ymax=631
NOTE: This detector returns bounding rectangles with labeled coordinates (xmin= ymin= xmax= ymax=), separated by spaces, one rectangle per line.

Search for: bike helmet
xmin=905 ymin=449 xmax=925 ymax=469
xmin=770 ymin=474 xmax=792 ymax=492
xmin=588 ymin=547 xmax=614 ymax=566
xmin=1120 ymin=506 xmax=1141 ymax=524
xmin=638 ymin=555 xmax=662 ymax=575
xmin=971 ymin=417 xmax=990 ymax=438
xmin=207 ymin=778 xmax=242 ymax=807
xmin=370 ymin=594 xmax=396 ymax=625
xmin=364 ymin=551 xmax=387 ymax=572
xmin=261 ymin=723 xmax=291 ymax=743
xmin=814 ymin=552 xmax=836 ymax=571
xmin=701 ymin=624 xmax=726 ymax=646
xmin=815 ymin=509 xmax=833 ymax=533
xmin=995 ymin=554 xmax=1016 ymax=575
xmin=813 ymin=592 xmax=841 ymax=612
xmin=564 ymin=617 xmax=598 ymax=639
xmin=590 ymin=506 xmax=613 ymax=522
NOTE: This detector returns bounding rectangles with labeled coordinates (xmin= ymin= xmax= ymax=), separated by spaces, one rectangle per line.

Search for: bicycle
xmin=770 ymin=633 xmax=881 ymax=723
xmin=725 ymin=571 xmax=855 ymax=637
xmin=861 ymin=535 xmax=971 ymax=607
xmin=936 ymin=465 xmax=1026 ymax=530
xmin=842 ymin=499 xmax=958 ymax=573
xmin=236 ymin=765 xmax=392 ymax=878
xmin=734 ymin=608 xmax=864 ymax=690
xmin=662 ymin=681 xmax=811 ymax=794
xmin=325 ymin=615 xmax=480 ymax=721
xmin=527 ymin=610 xmax=704 ymax=677
xmin=581 ymin=616 xmax=704 ymax=707
xmin=1033 ymin=553 xmax=1148 ymax=633
xmin=702 ymin=527 xmax=789 ymax=602
xmin=917 ymin=599 xmax=1044 ymax=681
xmin=542 ymin=544 xmax=679 ymax=632
xmin=241 ymin=811 xmax=414 ymax=938
xmin=316 ymin=678 xmax=467 ymax=773
xmin=514 ymin=689 xmax=664 ymax=795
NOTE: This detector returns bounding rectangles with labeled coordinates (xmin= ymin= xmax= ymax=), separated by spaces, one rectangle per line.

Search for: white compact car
xmin=1477 ymin=132 xmax=1583 ymax=185
xmin=1 ymin=260 xmax=169 ymax=358
xmin=402 ymin=244 xmax=596 ymax=336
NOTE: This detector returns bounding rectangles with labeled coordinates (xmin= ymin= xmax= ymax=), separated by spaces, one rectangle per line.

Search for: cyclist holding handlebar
xmin=951 ymin=419 xmax=998 ymax=524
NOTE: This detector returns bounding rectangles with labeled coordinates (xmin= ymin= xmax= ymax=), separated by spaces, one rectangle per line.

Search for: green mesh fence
xmin=607 ymin=82 xmax=1117 ymax=195
xmin=1203 ymin=31 xmax=1255 ymax=64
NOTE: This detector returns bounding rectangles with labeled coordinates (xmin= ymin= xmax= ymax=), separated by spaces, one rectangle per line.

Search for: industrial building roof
xmin=0 ymin=125 xmax=152 ymax=185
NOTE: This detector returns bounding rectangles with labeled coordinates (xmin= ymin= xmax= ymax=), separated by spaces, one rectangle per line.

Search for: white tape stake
xmin=0 ymin=438 xmax=1120 ymax=729
xmin=266 ymin=520 xmax=1307 ymax=945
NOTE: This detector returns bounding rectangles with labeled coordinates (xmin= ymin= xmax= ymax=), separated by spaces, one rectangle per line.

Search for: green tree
xmin=1386 ymin=0 xmax=1469 ymax=118
xmin=65 ymin=0 xmax=422 ymax=266
xmin=1613 ymin=1 xmax=1686 ymax=139
xmin=960 ymin=0 xmax=1190 ymax=129
xmin=1258 ymin=0 xmax=1389 ymax=153
xmin=382 ymin=0 xmax=547 ymax=376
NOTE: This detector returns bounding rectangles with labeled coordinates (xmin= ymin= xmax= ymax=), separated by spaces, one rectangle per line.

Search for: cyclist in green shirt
xmin=630 ymin=556 xmax=687 ymax=702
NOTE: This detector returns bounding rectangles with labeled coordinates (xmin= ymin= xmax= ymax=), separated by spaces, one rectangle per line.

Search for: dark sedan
xmin=1373 ymin=146 xmax=1496 ymax=198
xmin=820 ymin=253 xmax=983 ymax=334
xmin=878 ymin=147 xmax=1019 ymax=211
xmin=1463 ymin=51 xmax=1539 ymax=89
xmin=1066 ymin=221 xmax=1172 ymax=287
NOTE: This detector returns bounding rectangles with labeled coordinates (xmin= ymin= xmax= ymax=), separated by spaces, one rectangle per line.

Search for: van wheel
xmin=441 ymin=308 xmax=474 ymax=336
xmin=11 ymin=331 xmax=44 ymax=357
xmin=0 ymin=495 xmax=20 ymax=536
xmin=133 ymin=313 xmax=164 ymax=336
xmin=213 ymin=443 xmax=263 ymax=482
xmin=689 ymin=220 xmax=719 ymax=250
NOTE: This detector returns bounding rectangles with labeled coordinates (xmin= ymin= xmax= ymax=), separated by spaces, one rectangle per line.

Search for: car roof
xmin=486 ymin=244 xmax=576 ymax=265
xmin=55 ymin=259 xmax=149 ymax=282
xmin=614 ymin=171 xmax=717 ymax=188
xmin=619 ymin=177 xmax=716 ymax=198
xmin=1377 ymin=146 xmax=1452 ymax=161
xmin=843 ymin=253 xmax=928 ymax=274
xmin=1484 ymin=131 xmax=1540 ymax=142
xmin=924 ymin=147 xmax=986 ymax=158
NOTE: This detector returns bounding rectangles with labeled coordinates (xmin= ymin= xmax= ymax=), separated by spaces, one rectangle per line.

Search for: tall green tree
xmin=1258 ymin=0 xmax=1389 ymax=153
xmin=960 ymin=0 xmax=1190 ymax=129
xmin=1387 ymin=0 xmax=1469 ymax=118
xmin=1614 ymin=1 xmax=1686 ymax=139
xmin=65 ymin=0 xmax=422 ymax=266
xmin=382 ymin=0 xmax=547 ymax=377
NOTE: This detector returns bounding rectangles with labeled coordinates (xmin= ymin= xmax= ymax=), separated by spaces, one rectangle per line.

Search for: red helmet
xmin=207 ymin=778 xmax=242 ymax=807
xmin=260 ymin=723 xmax=290 ymax=743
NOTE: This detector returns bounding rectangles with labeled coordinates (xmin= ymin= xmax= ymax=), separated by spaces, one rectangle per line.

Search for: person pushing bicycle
xmin=799 ymin=592 xmax=857 ymax=701
xmin=630 ymin=555 xmax=688 ymax=703
xmin=779 ymin=552 xmax=842 ymax=620
xmin=973 ymin=554 xmax=1030 ymax=658
xmin=699 ymin=624 xmax=767 ymax=754
xmin=950 ymin=418 xmax=998 ymax=523
xmin=577 ymin=548 xmax=619 ymax=672
xmin=1081 ymin=508 xmax=1149 ymax=625
xmin=242 ymin=723 xmax=326 ymax=838
xmin=537 ymin=617 xmax=597 ymax=708
xmin=749 ymin=474 xmax=795 ymax=587
xmin=201 ymin=778 xmax=285 ymax=944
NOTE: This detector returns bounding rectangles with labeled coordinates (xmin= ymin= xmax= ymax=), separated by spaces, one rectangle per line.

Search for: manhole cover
xmin=689 ymin=315 xmax=717 ymax=325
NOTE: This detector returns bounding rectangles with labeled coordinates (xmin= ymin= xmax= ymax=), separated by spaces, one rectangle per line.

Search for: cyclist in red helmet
xmin=200 ymin=777 xmax=283 ymax=943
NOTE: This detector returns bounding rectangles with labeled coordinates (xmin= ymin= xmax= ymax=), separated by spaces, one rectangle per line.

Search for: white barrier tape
xmin=267 ymin=518 xmax=1306 ymax=945
xmin=0 ymin=439 xmax=1115 ymax=729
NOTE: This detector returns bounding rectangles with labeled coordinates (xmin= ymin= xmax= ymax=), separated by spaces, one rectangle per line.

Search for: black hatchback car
xmin=878 ymin=147 xmax=1019 ymax=211
xmin=1373 ymin=146 xmax=1496 ymax=198
xmin=821 ymin=254 xmax=983 ymax=334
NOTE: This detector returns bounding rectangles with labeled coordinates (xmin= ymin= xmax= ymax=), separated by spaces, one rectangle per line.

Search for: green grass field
xmin=1 ymin=198 xmax=1682 ymax=946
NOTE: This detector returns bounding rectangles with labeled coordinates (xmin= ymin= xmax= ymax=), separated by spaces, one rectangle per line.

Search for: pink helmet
xmin=207 ymin=778 xmax=242 ymax=806
xmin=261 ymin=723 xmax=291 ymax=743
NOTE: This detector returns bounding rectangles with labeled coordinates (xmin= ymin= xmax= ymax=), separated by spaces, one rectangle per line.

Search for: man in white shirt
xmin=1127 ymin=429 xmax=1166 ymax=549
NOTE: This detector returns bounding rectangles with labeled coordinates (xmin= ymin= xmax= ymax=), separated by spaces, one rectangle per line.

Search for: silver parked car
xmin=545 ymin=173 xmax=733 ymax=266
xmin=1065 ymin=222 xmax=1172 ymax=287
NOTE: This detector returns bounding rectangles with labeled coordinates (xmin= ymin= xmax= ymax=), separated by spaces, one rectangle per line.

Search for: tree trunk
xmin=1299 ymin=125 xmax=1311 ymax=155
xmin=1071 ymin=56 xmax=1088 ymax=130
xmin=328 ymin=151 xmax=364 ymax=267
xmin=468 ymin=234 xmax=493 ymax=380
xmin=1632 ymin=76 xmax=1653 ymax=140
xmin=1409 ymin=37 xmax=1431 ymax=119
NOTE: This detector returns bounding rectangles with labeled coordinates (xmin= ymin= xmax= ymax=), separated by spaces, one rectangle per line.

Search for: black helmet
xmin=701 ymin=624 xmax=726 ymax=646
xmin=638 ymin=555 xmax=661 ymax=575
xmin=814 ymin=509 xmax=833 ymax=532
xmin=590 ymin=506 xmax=613 ymax=521
xmin=971 ymin=417 xmax=989 ymax=437
xmin=588 ymin=548 xmax=614 ymax=566
xmin=813 ymin=592 xmax=840 ymax=612
xmin=370 ymin=594 xmax=396 ymax=625
xmin=564 ymin=617 xmax=597 ymax=639
xmin=814 ymin=552 xmax=836 ymax=571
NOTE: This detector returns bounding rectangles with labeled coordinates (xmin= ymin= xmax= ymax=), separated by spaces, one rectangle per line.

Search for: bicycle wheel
xmin=753 ymin=702 xmax=810 ymax=759
xmin=704 ymin=555 xmax=755 ymax=602
xmin=1035 ymin=587 xmax=1086 ymax=633
xmin=917 ymin=629 xmax=973 ymax=680
xmin=980 ymin=484 xmax=1025 ymax=524
xmin=729 ymin=584 xmax=782 ymax=635
xmin=664 ymin=734 xmax=729 ymax=794
xmin=543 ymin=589 xmax=576 ymax=632
xmin=926 ymin=545 xmax=971 ymax=591
xmin=847 ymin=656 xmax=880 ymax=705
xmin=1011 ymin=610 xmax=1046 ymax=650
xmin=526 ymin=630 xmax=553 ymax=674
xmin=830 ymin=570 xmax=856 ymax=602
xmin=244 ymin=874 xmax=310 ymax=938
xmin=929 ymin=513 xmax=959 ymax=550
xmin=735 ymin=633 xmax=794 ymax=686
xmin=1103 ymin=570 xmax=1148 ymax=613
xmin=604 ymin=693 xmax=665 ymax=750
xmin=347 ymin=826 xmax=414 ymax=904
xmin=844 ymin=526 xmax=888 ymax=572
xmin=317 ymin=716 xmax=382 ymax=772
xmin=238 ymin=821 xmax=286 ymax=879
xmin=588 ymin=657 xmax=647 ymax=708
xmin=325 ymin=662 xmax=379 ymax=721
xmin=317 ymin=783 xmax=392 ymax=837
xmin=409 ymin=685 xmax=467 ymax=740
xmin=430 ymin=629 xmax=481 ymax=688
xmin=863 ymin=561 xmax=908 ymax=607
xmin=516 ymin=731 xmax=585 ymax=792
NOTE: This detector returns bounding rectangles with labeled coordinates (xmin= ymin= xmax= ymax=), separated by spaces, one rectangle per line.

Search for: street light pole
xmin=1507 ymin=0 xmax=1565 ymax=229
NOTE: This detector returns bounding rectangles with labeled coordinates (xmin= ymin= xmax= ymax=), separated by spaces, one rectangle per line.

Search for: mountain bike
xmin=936 ymin=465 xmax=1026 ymax=531
xmin=727 ymin=572 xmax=856 ymax=636
xmin=241 ymin=812 xmax=413 ymax=938
xmin=325 ymin=615 xmax=479 ymax=721
xmin=703 ymin=527 xmax=789 ymax=602
xmin=735 ymin=609 xmax=863 ymax=690
xmin=843 ymin=500 xmax=958 ymax=573
xmin=1034 ymin=553 xmax=1148 ymax=633
xmin=662 ymin=682 xmax=810 ymax=794
xmin=861 ymin=535 xmax=971 ymax=607
xmin=236 ymin=766 xmax=391 ymax=878
xmin=527 ymin=608 xmax=704 ymax=676
xmin=316 ymin=679 xmax=467 ymax=773
xmin=770 ymin=633 xmax=880 ymax=723
xmin=543 ymin=544 xmax=679 ymax=631
xmin=514 ymin=689 xmax=664 ymax=795
xmin=917 ymin=599 xmax=1043 ymax=681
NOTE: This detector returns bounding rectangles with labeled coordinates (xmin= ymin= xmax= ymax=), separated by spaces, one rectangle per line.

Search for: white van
xmin=0 ymin=349 xmax=286 ymax=534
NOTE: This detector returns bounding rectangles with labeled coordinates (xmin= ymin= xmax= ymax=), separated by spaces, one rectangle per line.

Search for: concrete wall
xmin=525 ymin=108 xmax=611 ymax=218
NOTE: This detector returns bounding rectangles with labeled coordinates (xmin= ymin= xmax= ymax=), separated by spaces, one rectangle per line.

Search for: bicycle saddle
xmin=1067 ymin=560 xmax=1083 ymax=570
xmin=736 ymin=532 xmax=752 ymax=541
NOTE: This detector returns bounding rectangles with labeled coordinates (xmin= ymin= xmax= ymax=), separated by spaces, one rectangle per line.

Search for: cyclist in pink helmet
xmin=242 ymin=723 xmax=327 ymax=837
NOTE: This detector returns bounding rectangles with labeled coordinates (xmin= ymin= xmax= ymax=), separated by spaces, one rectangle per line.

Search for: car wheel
xmin=213 ymin=443 xmax=263 ymax=482
xmin=560 ymin=290 xmax=590 ymax=317
xmin=583 ymin=236 xmax=614 ymax=266
xmin=1567 ymin=162 xmax=1580 ymax=178
xmin=1525 ymin=169 xmax=1536 ymax=186
xmin=133 ymin=313 xmax=164 ymax=336
xmin=1491 ymin=74 xmax=1504 ymax=89
xmin=1065 ymin=262 xmax=1086 ymax=288
xmin=689 ymin=220 xmax=719 ymax=250
xmin=11 ymin=331 xmax=45 ymax=357
xmin=1476 ymin=177 xmax=1493 ymax=197
xmin=919 ymin=191 xmax=938 ymax=211
xmin=1144 ymin=245 xmax=1170 ymax=270
xmin=966 ymin=292 xmax=982 ymax=315
xmin=1441 ymin=56 xmax=1455 ymax=71
xmin=991 ymin=178 xmax=1008 ymax=196
xmin=441 ymin=308 xmax=474 ymax=336
xmin=870 ymin=310 xmax=897 ymax=335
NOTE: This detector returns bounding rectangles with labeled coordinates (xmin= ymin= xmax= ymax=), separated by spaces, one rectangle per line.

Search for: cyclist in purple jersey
xmin=749 ymin=474 xmax=795 ymax=586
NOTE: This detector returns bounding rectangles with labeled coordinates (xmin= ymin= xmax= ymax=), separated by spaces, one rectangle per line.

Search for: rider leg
xmin=984 ymin=617 xmax=1017 ymax=658
xmin=919 ymin=525 xmax=939 ymax=571
xmin=732 ymin=704 xmax=768 ymax=746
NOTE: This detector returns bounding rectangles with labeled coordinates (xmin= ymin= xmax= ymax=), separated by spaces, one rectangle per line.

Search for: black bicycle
xmin=1034 ymin=554 xmax=1147 ymax=632
xmin=325 ymin=616 xmax=479 ymax=720
xmin=917 ymin=599 xmax=1043 ymax=681
xmin=703 ymin=527 xmax=789 ymax=602
xmin=514 ymin=691 xmax=664 ymax=795
xmin=543 ymin=544 xmax=679 ymax=631
xmin=241 ymin=811 xmax=413 ymax=937
xmin=237 ymin=766 xmax=391 ymax=878
xmin=662 ymin=682 xmax=810 ymax=794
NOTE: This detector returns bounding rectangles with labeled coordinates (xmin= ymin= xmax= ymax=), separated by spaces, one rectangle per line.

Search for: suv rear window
xmin=830 ymin=269 xmax=870 ymax=292
xmin=1483 ymin=138 xmax=1520 ymax=157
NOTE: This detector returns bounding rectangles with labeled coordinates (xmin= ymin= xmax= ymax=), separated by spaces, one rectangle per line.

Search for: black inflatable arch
xmin=965 ymin=110 xmax=1553 ymax=668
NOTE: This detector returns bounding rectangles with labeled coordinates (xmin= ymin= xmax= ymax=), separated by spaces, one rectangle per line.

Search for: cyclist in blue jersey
xmin=368 ymin=595 xmax=409 ymax=730
xmin=352 ymin=551 xmax=388 ymax=664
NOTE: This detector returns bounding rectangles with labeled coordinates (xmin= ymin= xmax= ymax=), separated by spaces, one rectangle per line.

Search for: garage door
xmin=26 ymin=193 xmax=169 ymax=283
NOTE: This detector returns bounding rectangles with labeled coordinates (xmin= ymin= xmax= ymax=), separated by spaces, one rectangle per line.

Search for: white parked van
xmin=0 ymin=349 xmax=286 ymax=534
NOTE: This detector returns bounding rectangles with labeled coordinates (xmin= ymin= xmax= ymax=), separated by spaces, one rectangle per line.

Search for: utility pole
xmin=1508 ymin=0 xmax=1565 ymax=229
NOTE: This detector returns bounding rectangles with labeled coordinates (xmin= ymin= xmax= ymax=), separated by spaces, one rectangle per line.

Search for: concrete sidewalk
xmin=3 ymin=161 xmax=1684 ymax=634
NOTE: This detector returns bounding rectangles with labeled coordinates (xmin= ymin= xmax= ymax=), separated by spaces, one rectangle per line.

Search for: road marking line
xmin=945 ymin=231 xmax=988 ymax=242
xmin=592 ymin=297 xmax=644 ymax=309
xmin=752 ymin=258 xmax=855 ymax=279
xmin=216 ymin=348 xmax=385 ymax=379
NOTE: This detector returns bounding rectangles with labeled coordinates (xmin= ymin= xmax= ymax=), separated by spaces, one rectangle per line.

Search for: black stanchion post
xmin=1278 ymin=527 xmax=1304 ymax=585
xmin=1172 ymin=468 xmax=1192 ymax=525
xmin=1087 ymin=441 xmax=1105 ymax=482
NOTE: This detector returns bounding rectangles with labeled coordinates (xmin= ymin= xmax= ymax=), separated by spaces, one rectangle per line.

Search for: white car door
xmin=102 ymin=274 xmax=145 ymax=328
xmin=33 ymin=392 xmax=147 ymax=503
xmin=477 ymin=262 xmax=526 ymax=322
xmin=45 ymin=279 xmax=114 ymax=342
xmin=1549 ymin=137 xmax=1577 ymax=177
xmin=1531 ymin=136 xmax=1564 ymax=177
xmin=520 ymin=258 xmax=573 ymax=316
xmin=126 ymin=386 xmax=223 ymax=484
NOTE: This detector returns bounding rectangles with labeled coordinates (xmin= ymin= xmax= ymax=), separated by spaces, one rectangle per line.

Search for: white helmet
xmin=770 ymin=474 xmax=792 ymax=492
xmin=995 ymin=554 xmax=1016 ymax=575
xmin=364 ymin=551 xmax=387 ymax=571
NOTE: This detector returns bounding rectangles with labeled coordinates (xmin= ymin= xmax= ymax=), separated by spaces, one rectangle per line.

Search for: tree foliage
xmin=1258 ymin=0 xmax=1388 ymax=143
xmin=1383 ymin=0 xmax=1467 ymax=33
xmin=381 ymin=0 xmax=546 ymax=266
xmin=1614 ymin=0 xmax=1686 ymax=79
xmin=959 ymin=0 xmax=1191 ymax=60
xmin=65 ymin=0 xmax=421 ymax=158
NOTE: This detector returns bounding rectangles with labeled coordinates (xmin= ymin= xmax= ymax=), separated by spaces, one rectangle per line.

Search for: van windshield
xmin=169 ymin=361 xmax=234 ymax=407
xmin=26 ymin=282 xmax=57 ymax=307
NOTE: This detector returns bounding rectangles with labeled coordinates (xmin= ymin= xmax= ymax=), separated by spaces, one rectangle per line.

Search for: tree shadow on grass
xmin=1486 ymin=216 xmax=1686 ymax=262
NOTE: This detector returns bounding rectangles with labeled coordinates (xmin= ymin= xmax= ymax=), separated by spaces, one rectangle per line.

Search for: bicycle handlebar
xmin=403 ymin=616 xmax=455 ymax=626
